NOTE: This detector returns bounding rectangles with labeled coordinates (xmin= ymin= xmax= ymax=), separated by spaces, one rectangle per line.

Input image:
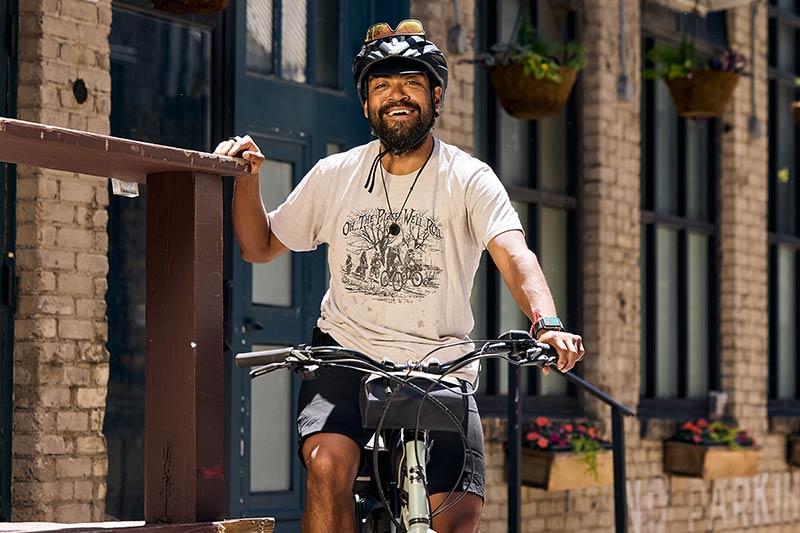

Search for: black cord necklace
xmin=380 ymin=143 xmax=435 ymax=236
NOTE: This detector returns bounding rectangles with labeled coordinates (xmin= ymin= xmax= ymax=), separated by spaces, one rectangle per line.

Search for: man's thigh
xmin=296 ymin=365 xmax=372 ymax=467
xmin=425 ymin=385 xmax=485 ymax=501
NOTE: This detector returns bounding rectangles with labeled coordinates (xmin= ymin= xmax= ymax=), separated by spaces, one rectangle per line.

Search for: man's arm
xmin=487 ymin=229 xmax=584 ymax=373
xmin=214 ymin=135 xmax=289 ymax=264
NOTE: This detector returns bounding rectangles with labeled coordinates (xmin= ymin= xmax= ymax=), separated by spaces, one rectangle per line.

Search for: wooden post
xmin=145 ymin=172 xmax=225 ymax=523
xmin=0 ymin=118 xmax=250 ymax=525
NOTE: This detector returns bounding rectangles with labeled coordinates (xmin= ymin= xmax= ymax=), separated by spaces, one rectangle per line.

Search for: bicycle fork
xmin=402 ymin=430 xmax=436 ymax=533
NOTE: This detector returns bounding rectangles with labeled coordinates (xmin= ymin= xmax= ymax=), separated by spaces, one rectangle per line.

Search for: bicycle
xmin=235 ymin=330 xmax=558 ymax=533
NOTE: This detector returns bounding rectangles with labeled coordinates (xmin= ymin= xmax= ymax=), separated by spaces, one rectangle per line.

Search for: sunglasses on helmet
xmin=364 ymin=19 xmax=426 ymax=42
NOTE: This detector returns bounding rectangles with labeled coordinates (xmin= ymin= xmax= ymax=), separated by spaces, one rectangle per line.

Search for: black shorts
xmin=296 ymin=331 xmax=485 ymax=500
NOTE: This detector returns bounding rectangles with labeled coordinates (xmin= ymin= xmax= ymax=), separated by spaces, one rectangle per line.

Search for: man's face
xmin=364 ymin=73 xmax=442 ymax=154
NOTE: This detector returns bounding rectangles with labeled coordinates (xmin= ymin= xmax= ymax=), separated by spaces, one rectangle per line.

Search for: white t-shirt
xmin=269 ymin=138 xmax=523 ymax=382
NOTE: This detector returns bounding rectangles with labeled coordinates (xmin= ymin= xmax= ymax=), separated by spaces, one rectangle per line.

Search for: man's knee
xmin=302 ymin=433 xmax=361 ymax=491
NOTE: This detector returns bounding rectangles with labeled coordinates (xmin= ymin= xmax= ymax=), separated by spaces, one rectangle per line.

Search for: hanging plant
xmin=150 ymin=0 xmax=229 ymax=14
xmin=643 ymin=40 xmax=749 ymax=118
xmin=468 ymin=3 xmax=587 ymax=120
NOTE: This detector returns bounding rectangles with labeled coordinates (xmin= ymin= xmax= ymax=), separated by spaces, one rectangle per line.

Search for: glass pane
xmin=537 ymin=207 xmax=568 ymax=396
xmin=110 ymin=10 xmax=211 ymax=150
xmin=537 ymin=116 xmax=568 ymax=194
xmin=776 ymin=83 xmax=796 ymax=235
xmin=281 ymin=0 xmax=308 ymax=83
xmin=315 ymin=0 xmax=340 ymax=88
xmin=499 ymin=0 xmax=519 ymax=44
xmin=687 ymin=233 xmax=709 ymax=398
xmin=249 ymin=345 xmax=292 ymax=492
xmin=497 ymin=108 xmax=529 ymax=186
xmin=252 ymin=159 xmax=293 ymax=306
xmin=777 ymin=246 xmax=797 ymax=399
xmin=686 ymin=120 xmax=710 ymax=221
xmin=472 ymin=257 xmax=488 ymax=395
xmin=640 ymin=226 xmax=648 ymax=394
xmin=655 ymin=228 xmax=678 ymax=398
xmin=777 ymin=21 xmax=794 ymax=72
xmin=654 ymin=81 xmax=678 ymax=215
xmin=246 ymin=0 xmax=274 ymax=75
xmin=498 ymin=202 xmax=530 ymax=394
xmin=326 ymin=142 xmax=342 ymax=156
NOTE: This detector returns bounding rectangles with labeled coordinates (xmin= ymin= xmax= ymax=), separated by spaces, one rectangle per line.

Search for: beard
xmin=369 ymin=99 xmax=435 ymax=155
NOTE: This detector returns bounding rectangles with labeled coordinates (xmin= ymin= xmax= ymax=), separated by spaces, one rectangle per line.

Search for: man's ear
xmin=433 ymin=86 xmax=443 ymax=114
xmin=363 ymin=98 xmax=369 ymax=118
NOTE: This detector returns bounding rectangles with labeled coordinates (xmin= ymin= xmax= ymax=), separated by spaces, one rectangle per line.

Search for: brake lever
xmin=249 ymin=362 xmax=290 ymax=378
xmin=522 ymin=346 xmax=558 ymax=368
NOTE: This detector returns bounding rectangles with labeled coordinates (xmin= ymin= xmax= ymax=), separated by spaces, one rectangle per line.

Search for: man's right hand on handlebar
xmin=536 ymin=330 xmax=585 ymax=375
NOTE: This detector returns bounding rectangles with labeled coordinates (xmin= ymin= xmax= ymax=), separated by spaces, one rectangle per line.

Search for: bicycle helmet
xmin=353 ymin=29 xmax=449 ymax=108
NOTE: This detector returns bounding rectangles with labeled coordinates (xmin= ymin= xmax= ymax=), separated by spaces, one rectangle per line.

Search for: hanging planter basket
xmin=487 ymin=64 xmax=578 ymax=120
xmin=664 ymin=70 xmax=740 ymax=119
xmin=150 ymin=0 xmax=229 ymax=14
xmin=791 ymin=102 xmax=800 ymax=126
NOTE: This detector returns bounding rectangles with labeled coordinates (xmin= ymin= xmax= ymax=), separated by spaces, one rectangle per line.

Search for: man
xmin=215 ymin=20 xmax=584 ymax=533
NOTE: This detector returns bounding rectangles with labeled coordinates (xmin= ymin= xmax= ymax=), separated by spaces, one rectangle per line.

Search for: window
xmin=767 ymin=0 xmax=800 ymax=414
xmin=639 ymin=32 xmax=720 ymax=416
xmin=473 ymin=0 xmax=581 ymax=414
xmin=246 ymin=0 xmax=341 ymax=88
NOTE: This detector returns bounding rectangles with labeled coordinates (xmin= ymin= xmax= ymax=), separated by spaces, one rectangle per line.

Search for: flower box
xmin=789 ymin=435 xmax=800 ymax=467
xmin=663 ymin=441 xmax=759 ymax=479
xmin=519 ymin=447 xmax=613 ymax=491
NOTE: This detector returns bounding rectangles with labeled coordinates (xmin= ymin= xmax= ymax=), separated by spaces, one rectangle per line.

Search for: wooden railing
xmin=0 ymin=117 xmax=250 ymax=526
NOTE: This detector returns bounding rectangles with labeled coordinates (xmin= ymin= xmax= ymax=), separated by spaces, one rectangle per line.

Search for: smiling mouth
xmin=385 ymin=108 xmax=415 ymax=117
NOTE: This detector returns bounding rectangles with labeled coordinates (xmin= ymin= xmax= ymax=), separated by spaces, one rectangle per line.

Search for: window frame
xmin=638 ymin=29 xmax=722 ymax=420
xmin=474 ymin=0 xmax=582 ymax=417
xmin=767 ymin=0 xmax=800 ymax=415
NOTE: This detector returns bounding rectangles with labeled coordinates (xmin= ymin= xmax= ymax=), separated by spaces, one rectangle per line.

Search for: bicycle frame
xmin=237 ymin=332 xmax=557 ymax=533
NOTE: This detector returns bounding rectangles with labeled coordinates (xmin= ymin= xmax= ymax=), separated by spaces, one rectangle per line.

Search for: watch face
xmin=542 ymin=317 xmax=562 ymax=328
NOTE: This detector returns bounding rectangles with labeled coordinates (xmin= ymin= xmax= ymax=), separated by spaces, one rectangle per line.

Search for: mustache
xmin=379 ymin=102 xmax=422 ymax=116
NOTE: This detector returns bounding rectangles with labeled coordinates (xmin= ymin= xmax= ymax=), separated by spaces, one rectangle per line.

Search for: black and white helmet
xmin=353 ymin=33 xmax=449 ymax=107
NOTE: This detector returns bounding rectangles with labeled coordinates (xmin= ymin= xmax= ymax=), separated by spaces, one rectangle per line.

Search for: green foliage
xmin=471 ymin=10 xmax=586 ymax=83
xmin=643 ymin=39 xmax=750 ymax=81
xmin=570 ymin=435 xmax=603 ymax=480
xmin=672 ymin=418 xmax=756 ymax=449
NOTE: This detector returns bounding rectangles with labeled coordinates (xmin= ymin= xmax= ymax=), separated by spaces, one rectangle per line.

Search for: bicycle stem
xmin=403 ymin=433 xmax=436 ymax=533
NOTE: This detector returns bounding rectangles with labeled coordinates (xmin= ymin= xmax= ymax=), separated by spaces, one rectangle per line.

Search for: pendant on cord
xmin=389 ymin=222 xmax=401 ymax=236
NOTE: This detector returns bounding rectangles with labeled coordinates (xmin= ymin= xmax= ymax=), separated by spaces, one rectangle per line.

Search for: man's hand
xmin=214 ymin=135 xmax=265 ymax=176
xmin=537 ymin=330 xmax=584 ymax=375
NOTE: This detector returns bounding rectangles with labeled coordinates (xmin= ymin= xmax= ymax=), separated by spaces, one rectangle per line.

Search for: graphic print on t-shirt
xmin=341 ymin=207 xmax=443 ymax=301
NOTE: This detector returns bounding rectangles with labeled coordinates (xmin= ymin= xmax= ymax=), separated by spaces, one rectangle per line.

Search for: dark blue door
xmin=0 ymin=0 xmax=15 ymax=521
xmin=226 ymin=2 xmax=408 ymax=530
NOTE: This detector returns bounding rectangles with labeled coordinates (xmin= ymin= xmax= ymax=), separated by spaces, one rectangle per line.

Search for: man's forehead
xmin=369 ymin=72 xmax=427 ymax=82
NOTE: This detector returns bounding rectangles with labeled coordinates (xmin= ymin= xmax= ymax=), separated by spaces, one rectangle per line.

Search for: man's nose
xmin=386 ymin=83 xmax=411 ymax=100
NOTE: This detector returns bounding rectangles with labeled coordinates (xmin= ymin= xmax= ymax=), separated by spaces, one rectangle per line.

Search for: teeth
xmin=389 ymin=109 xmax=410 ymax=116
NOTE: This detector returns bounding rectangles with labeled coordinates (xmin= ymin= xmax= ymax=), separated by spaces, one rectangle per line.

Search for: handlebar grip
xmin=235 ymin=347 xmax=294 ymax=368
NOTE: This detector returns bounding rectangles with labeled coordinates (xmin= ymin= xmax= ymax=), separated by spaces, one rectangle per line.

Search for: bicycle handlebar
xmin=235 ymin=346 xmax=294 ymax=367
xmin=234 ymin=332 xmax=558 ymax=377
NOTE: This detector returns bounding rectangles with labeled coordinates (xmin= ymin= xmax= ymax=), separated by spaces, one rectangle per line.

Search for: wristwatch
xmin=532 ymin=317 xmax=564 ymax=340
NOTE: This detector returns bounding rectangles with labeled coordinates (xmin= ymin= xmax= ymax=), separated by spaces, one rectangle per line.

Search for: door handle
xmin=244 ymin=317 xmax=264 ymax=331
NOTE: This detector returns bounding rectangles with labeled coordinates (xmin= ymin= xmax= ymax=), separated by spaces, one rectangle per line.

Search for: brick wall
xmin=13 ymin=0 xmax=112 ymax=522
xmin=414 ymin=0 xmax=799 ymax=531
xmin=410 ymin=0 xmax=475 ymax=152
